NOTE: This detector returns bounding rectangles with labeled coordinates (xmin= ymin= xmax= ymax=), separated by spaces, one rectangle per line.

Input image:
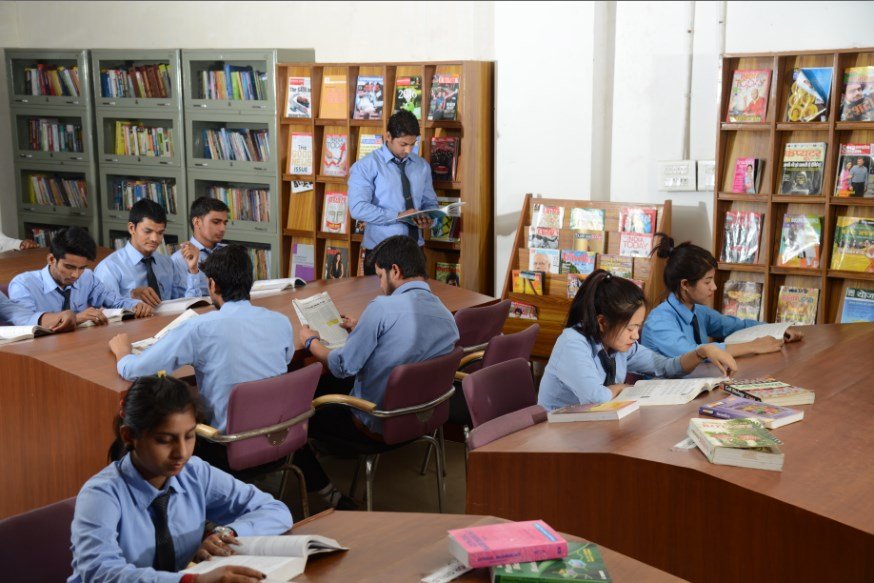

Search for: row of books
xmin=201 ymin=128 xmax=270 ymax=162
xmin=286 ymin=72 xmax=459 ymax=122
xmin=110 ymin=178 xmax=178 ymax=214
xmin=26 ymin=174 xmax=88 ymax=208
xmin=528 ymin=204 xmax=657 ymax=233
xmin=511 ymin=254 xmax=642 ymax=299
xmin=99 ymin=64 xmax=172 ymax=99
xmin=197 ymin=65 xmax=268 ymax=101
xmin=724 ymin=279 xmax=874 ymax=324
xmin=25 ymin=117 xmax=83 ymax=153
xmin=114 ymin=121 xmax=174 ymax=158
xmin=22 ymin=64 xmax=80 ymax=97
xmin=726 ymin=65 xmax=872 ymax=123
xmin=206 ymin=186 xmax=270 ymax=223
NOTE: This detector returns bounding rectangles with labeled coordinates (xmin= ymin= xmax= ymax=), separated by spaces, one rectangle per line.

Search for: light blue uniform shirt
xmin=0 ymin=291 xmax=41 ymax=327
xmin=68 ymin=454 xmax=292 ymax=583
xmin=538 ymin=327 xmax=685 ymax=411
xmin=642 ymin=293 xmax=760 ymax=357
xmin=327 ymin=280 xmax=459 ymax=432
xmin=348 ymin=144 xmax=438 ymax=249
xmin=95 ymin=242 xmax=201 ymax=301
xmin=171 ymin=237 xmax=225 ymax=296
xmin=116 ymin=300 xmax=294 ymax=431
xmin=9 ymin=266 xmax=140 ymax=313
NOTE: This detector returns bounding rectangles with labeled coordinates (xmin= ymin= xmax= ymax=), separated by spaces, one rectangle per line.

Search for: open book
xmin=131 ymin=309 xmax=199 ymax=354
xmin=292 ymin=292 xmax=348 ymax=349
xmin=153 ymin=296 xmax=213 ymax=316
xmin=612 ymin=377 xmax=727 ymax=406
xmin=724 ymin=322 xmax=791 ymax=344
xmin=250 ymin=278 xmax=306 ymax=299
xmin=396 ymin=201 xmax=465 ymax=226
xmin=77 ymin=308 xmax=135 ymax=328
xmin=0 ymin=325 xmax=52 ymax=345
xmin=182 ymin=535 xmax=345 ymax=582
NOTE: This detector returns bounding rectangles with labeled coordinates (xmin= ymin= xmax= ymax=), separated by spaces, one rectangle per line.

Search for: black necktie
xmin=142 ymin=256 xmax=162 ymax=300
xmin=56 ymin=287 xmax=71 ymax=311
xmin=391 ymin=157 xmax=419 ymax=241
xmin=150 ymin=490 xmax=176 ymax=572
xmin=691 ymin=313 xmax=703 ymax=345
xmin=598 ymin=349 xmax=616 ymax=386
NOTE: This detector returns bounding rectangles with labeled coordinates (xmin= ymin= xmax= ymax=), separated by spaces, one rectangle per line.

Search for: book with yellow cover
xmin=512 ymin=270 xmax=544 ymax=295
xmin=831 ymin=216 xmax=874 ymax=272
xmin=319 ymin=75 xmax=348 ymax=119
xmin=775 ymin=286 xmax=819 ymax=325
xmin=547 ymin=400 xmax=639 ymax=422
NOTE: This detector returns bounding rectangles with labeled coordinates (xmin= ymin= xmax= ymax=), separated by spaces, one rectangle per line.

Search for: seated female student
xmin=69 ymin=374 xmax=292 ymax=583
xmin=642 ymin=235 xmax=803 ymax=359
xmin=537 ymin=270 xmax=737 ymax=411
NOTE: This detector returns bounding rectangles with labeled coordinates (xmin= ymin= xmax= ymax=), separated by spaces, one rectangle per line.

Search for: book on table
xmin=699 ymin=395 xmax=803 ymax=429
xmin=721 ymin=377 xmax=815 ymax=406
xmin=292 ymin=292 xmax=348 ymax=349
xmin=131 ymin=309 xmax=200 ymax=354
xmin=447 ymin=520 xmax=568 ymax=568
xmin=612 ymin=377 xmax=727 ymax=406
xmin=840 ymin=287 xmax=874 ymax=323
xmin=396 ymin=201 xmax=465 ymax=226
xmin=778 ymin=142 xmax=826 ymax=195
xmin=249 ymin=278 xmax=306 ymax=299
xmin=547 ymin=400 xmax=639 ymax=423
xmin=153 ymin=297 xmax=213 ymax=317
xmin=77 ymin=308 xmax=136 ymax=328
xmin=687 ymin=417 xmax=784 ymax=472
xmin=490 ymin=541 xmax=612 ymax=583
xmin=0 ymin=324 xmax=52 ymax=344
xmin=182 ymin=534 xmax=345 ymax=582
xmin=723 ymin=322 xmax=791 ymax=344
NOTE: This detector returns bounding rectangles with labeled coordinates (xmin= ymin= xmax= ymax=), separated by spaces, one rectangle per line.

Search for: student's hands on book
xmin=131 ymin=286 xmax=161 ymax=307
xmin=398 ymin=208 xmax=433 ymax=229
xmin=750 ymin=335 xmax=784 ymax=354
xmin=132 ymin=302 xmax=153 ymax=318
xmin=40 ymin=310 xmax=76 ymax=332
xmin=698 ymin=344 xmax=738 ymax=377
xmin=299 ymin=325 xmax=319 ymax=345
xmin=108 ymin=333 xmax=132 ymax=360
xmin=194 ymin=531 xmax=241 ymax=562
xmin=784 ymin=327 xmax=804 ymax=342
xmin=76 ymin=307 xmax=109 ymax=326
xmin=609 ymin=384 xmax=633 ymax=398
xmin=196 ymin=565 xmax=267 ymax=582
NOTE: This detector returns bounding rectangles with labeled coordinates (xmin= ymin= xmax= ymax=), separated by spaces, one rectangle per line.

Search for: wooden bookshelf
xmin=714 ymin=47 xmax=874 ymax=324
xmin=501 ymin=194 xmax=672 ymax=360
xmin=276 ymin=61 xmax=494 ymax=294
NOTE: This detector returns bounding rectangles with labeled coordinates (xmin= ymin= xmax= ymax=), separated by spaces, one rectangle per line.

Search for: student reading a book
xmin=538 ymin=270 xmax=737 ymax=411
xmin=69 ymin=374 xmax=292 ymax=583
xmin=108 ymin=245 xmax=294 ymax=439
xmin=293 ymin=235 xmax=459 ymax=508
xmin=95 ymin=199 xmax=203 ymax=307
xmin=0 ymin=290 xmax=75 ymax=331
xmin=171 ymin=197 xmax=229 ymax=296
xmin=9 ymin=227 xmax=151 ymax=325
xmin=642 ymin=235 xmax=803 ymax=359
xmin=348 ymin=110 xmax=438 ymax=275
xmin=0 ymin=231 xmax=38 ymax=252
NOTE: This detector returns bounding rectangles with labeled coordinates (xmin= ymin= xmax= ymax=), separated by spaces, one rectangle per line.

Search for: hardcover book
xmin=830 ymin=216 xmax=874 ymax=272
xmin=699 ymin=396 xmax=803 ymax=429
xmin=775 ymin=286 xmax=819 ymax=325
xmin=721 ymin=377 xmax=815 ymax=406
xmin=722 ymin=280 xmax=763 ymax=321
xmin=619 ymin=232 xmax=653 ymax=258
xmin=527 ymin=227 xmax=559 ymax=250
xmin=427 ymin=73 xmax=460 ymax=121
xmin=618 ymin=207 xmax=657 ymax=234
xmin=776 ymin=214 xmax=821 ymax=268
xmin=321 ymin=191 xmax=348 ymax=234
xmin=687 ymin=417 xmax=784 ymax=471
xmin=512 ymin=270 xmax=545 ymax=295
xmin=491 ymin=542 xmax=610 ymax=583
xmin=840 ymin=66 xmax=874 ymax=122
xmin=840 ymin=287 xmax=874 ymax=323
xmin=430 ymin=136 xmax=459 ymax=181
xmin=531 ymin=204 xmax=564 ymax=229
xmin=356 ymin=133 xmax=383 ymax=161
xmin=569 ymin=208 xmax=605 ymax=231
xmin=285 ymin=76 xmax=312 ymax=118
xmin=559 ymin=250 xmax=595 ymax=275
xmin=319 ymin=75 xmax=348 ymax=119
xmin=572 ymin=230 xmax=606 ymax=254
xmin=529 ymin=248 xmax=560 ymax=274
xmin=447 ymin=520 xmax=568 ymax=569
xmin=596 ymin=255 xmax=633 ymax=278
xmin=321 ymin=133 xmax=348 ymax=177
xmin=352 ymin=75 xmax=384 ymax=120
xmin=509 ymin=300 xmax=538 ymax=320
xmin=784 ymin=67 xmax=833 ymax=122
xmin=732 ymin=157 xmax=764 ymax=194
xmin=834 ymin=144 xmax=873 ymax=198
xmin=290 ymin=242 xmax=315 ymax=282
xmin=323 ymin=246 xmax=349 ymax=280
xmin=566 ymin=274 xmax=585 ymax=299
xmin=779 ymin=142 xmax=826 ymax=195
xmin=288 ymin=132 xmax=314 ymax=175
xmin=721 ymin=210 xmax=763 ymax=264
xmin=435 ymin=262 xmax=461 ymax=286
xmin=547 ymin=401 xmax=638 ymax=423
xmin=393 ymin=76 xmax=423 ymax=119
xmin=726 ymin=69 xmax=771 ymax=123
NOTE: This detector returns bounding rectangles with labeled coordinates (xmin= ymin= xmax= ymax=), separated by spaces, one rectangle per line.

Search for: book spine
xmin=468 ymin=542 xmax=568 ymax=568
xmin=698 ymin=406 xmax=738 ymax=420
xmin=722 ymin=385 xmax=762 ymax=402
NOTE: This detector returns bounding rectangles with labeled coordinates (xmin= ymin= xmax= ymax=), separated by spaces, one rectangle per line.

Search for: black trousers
xmin=852 ymin=181 xmax=866 ymax=197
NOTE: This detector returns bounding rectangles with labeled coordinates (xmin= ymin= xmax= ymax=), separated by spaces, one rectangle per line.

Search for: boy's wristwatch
xmin=212 ymin=525 xmax=235 ymax=539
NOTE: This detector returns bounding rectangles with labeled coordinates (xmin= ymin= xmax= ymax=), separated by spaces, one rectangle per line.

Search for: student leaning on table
xmin=68 ymin=374 xmax=291 ymax=583
xmin=537 ymin=270 xmax=737 ymax=412
xmin=641 ymin=235 xmax=803 ymax=359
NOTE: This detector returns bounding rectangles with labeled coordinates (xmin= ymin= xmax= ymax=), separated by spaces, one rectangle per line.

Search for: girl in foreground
xmin=69 ymin=374 xmax=292 ymax=583
xmin=537 ymin=270 xmax=737 ymax=411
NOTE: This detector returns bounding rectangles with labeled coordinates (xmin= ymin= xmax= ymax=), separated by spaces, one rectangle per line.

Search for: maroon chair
xmin=0 ymin=497 xmax=76 ymax=582
xmin=467 ymin=406 xmax=548 ymax=450
xmin=454 ymin=299 xmax=512 ymax=351
xmin=457 ymin=323 xmax=540 ymax=379
xmin=462 ymin=357 xmax=541 ymax=428
xmin=196 ymin=363 xmax=321 ymax=516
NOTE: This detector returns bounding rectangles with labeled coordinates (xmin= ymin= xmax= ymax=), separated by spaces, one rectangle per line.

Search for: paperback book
xmin=512 ymin=270 xmax=545 ymax=295
xmin=509 ymin=300 xmax=538 ymax=320
xmin=435 ymin=262 xmax=461 ymax=286
xmin=619 ymin=232 xmax=653 ymax=258
xmin=396 ymin=201 xmax=465 ymax=226
xmin=722 ymin=280 xmax=763 ymax=321
xmin=427 ymin=73 xmax=460 ymax=121
xmin=687 ymin=418 xmax=784 ymax=471
xmin=569 ymin=208 xmax=605 ymax=231
xmin=596 ymin=255 xmax=633 ymax=278
xmin=531 ymin=204 xmax=564 ymax=229
xmin=721 ymin=210 xmax=763 ymax=264
xmin=840 ymin=287 xmax=874 ymax=323
xmin=547 ymin=401 xmax=638 ymax=423
xmin=394 ymin=76 xmax=423 ymax=119
xmin=447 ymin=520 xmax=567 ymax=569
xmin=527 ymin=227 xmax=559 ymax=250
xmin=357 ymin=133 xmax=383 ymax=161
xmin=572 ymin=230 xmax=606 ymax=254
xmin=839 ymin=66 xmax=874 ymax=122
xmin=559 ymin=250 xmax=595 ymax=275
xmin=290 ymin=242 xmax=315 ymax=282
xmin=775 ymin=286 xmax=819 ymax=325
xmin=776 ymin=214 xmax=821 ymax=268
xmin=0 ymin=324 xmax=52 ymax=345
xmin=726 ymin=69 xmax=771 ymax=123
xmin=431 ymin=196 xmax=462 ymax=242
xmin=352 ymin=75 xmax=384 ymax=120
xmin=288 ymin=132 xmax=313 ymax=175
xmin=285 ymin=76 xmax=312 ymax=118
xmin=784 ymin=67 xmax=833 ymax=122
xmin=566 ymin=274 xmax=585 ymax=299
xmin=321 ymin=133 xmax=348 ymax=177
xmin=321 ymin=191 xmax=348 ymax=234
xmin=529 ymin=248 xmax=560 ymax=274
xmin=699 ymin=396 xmax=803 ymax=429
xmin=830 ymin=216 xmax=874 ymax=272
xmin=319 ymin=74 xmax=347 ymax=119
xmin=323 ymin=246 xmax=349 ymax=280
xmin=612 ymin=377 xmax=726 ymax=406
xmin=732 ymin=157 xmax=765 ymax=194
xmin=721 ymin=377 xmax=815 ymax=406
xmin=491 ymin=541 xmax=611 ymax=583
xmin=430 ymin=136 xmax=460 ymax=181
xmin=834 ymin=144 xmax=873 ymax=197
xmin=618 ymin=207 xmax=657 ymax=234
xmin=779 ymin=142 xmax=826 ymax=195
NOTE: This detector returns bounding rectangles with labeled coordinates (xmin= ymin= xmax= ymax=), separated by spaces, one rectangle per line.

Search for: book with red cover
xmin=447 ymin=520 xmax=567 ymax=568
xmin=430 ymin=136 xmax=459 ymax=181
xmin=618 ymin=207 xmax=657 ymax=234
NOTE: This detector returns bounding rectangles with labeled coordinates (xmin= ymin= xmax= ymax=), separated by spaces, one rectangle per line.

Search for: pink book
xmin=733 ymin=157 xmax=756 ymax=193
xmin=447 ymin=520 xmax=568 ymax=568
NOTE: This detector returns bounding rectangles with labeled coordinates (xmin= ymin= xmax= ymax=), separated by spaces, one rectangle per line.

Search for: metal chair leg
xmin=437 ymin=425 xmax=447 ymax=478
xmin=419 ymin=434 xmax=445 ymax=513
xmin=419 ymin=429 xmax=438 ymax=475
xmin=283 ymin=464 xmax=309 ymax=519
xmin=349 ymin=455 xmax=364 ymax=498
xmin=364 ymin=455 xmax=377 ymax=511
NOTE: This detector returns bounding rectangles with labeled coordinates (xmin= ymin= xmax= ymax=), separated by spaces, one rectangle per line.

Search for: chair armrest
xmin=454 ymin=371 xmax=469 ymax=381
xmin=196 ymin=423 xmax=221 ymax=439
xmin=312 ymin=394 xmax=377 ymax=413
xmin=458 ymin=351 xmax=485 ymax=371
xmin=196 ymin=411 xmax=315 ymax=444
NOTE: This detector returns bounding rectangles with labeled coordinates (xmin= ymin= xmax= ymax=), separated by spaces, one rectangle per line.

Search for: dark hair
xmin=129 ymin=199 xmax=167 ymax=227
xmin=108 ymin=375 xmax=204 ymax=461
xmin=651 ymin=233 xmax=718 ymax=296
xmin=189 ymin=196 xmax=230 ymax=229
xmin=387 ymin=110 xmax=420 ymax=139
xmin=370 ymin=235 xmax=426 ymax=278
xmin=200 ymin=244 xmax=253 ymax=301
xmin=565 ymin=269 xmax=646 ymax=343
xmin=49 ymin=226 xmax=96 ymax=261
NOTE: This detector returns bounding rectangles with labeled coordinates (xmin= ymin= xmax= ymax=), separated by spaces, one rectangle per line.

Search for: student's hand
xmin=340 ymin=315 xmax=357 ymax=331
xmin=196 ymin=565 xmax=266 ymax=583
xmin=76 ymin=307 xmax=109 ymax=326
xmin=751 ymin=335 xmax=783 ymax=354
xmin=131 ymin=286 xmax=161 ymax=307
xmin=41 ymin=310 xmax=77 ymax=332
xmin=193 ymin=531 xmax=241 ymax=562
xmin=784 ymin=327 xmax=804 ymax=343
xmin=699 ymin=345 xmax=738 ymax=377
xmin=180 ymin=242 xmax=200 ymax=274
xmin=19 ymin=239 xmax=39 ymax=250
xmin=398 ymin=209 xmax=433 ymax=230
xmin=608 ymin=384 xmax=632 ymax=398
xmin=299 ymin=325 xmax=319 ymax=345
xmin=132 ymin=302 xmax=153 ymax=318
xmin=109 ymin=333 xmax=132 ymax=360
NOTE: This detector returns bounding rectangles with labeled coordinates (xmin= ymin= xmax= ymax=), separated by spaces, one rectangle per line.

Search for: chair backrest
xmin=0 ymin=496 xmax=76 ymax=582
xmin=462 ymin=357 xmax=538 ymax=428
xmin=224 ymin=363 xmax=322 ymax=471
xmin=380 ymin=347 xmax=464 ymax=445
xmin=466 ymin=405 xmax=547 ymax=451
xmin=454 ymin=299 xmax=511 ymax=349
xmin=480 ymin=323 xmax=540 ymax=369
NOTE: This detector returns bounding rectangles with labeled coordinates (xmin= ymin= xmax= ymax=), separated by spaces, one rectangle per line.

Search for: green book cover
xmin=491 ymin=542 xmax=611 ymax=582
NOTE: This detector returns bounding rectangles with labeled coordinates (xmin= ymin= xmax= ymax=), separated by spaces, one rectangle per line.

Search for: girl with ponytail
xmin=641 ymin=234 xmax=803 ymax=359
xmin=537 ymin=269 xmax=736 ymax=411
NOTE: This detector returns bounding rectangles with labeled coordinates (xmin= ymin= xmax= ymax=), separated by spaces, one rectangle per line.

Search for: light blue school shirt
xmin=116 ymin=300 xmax=294 ymax=431
xmin=327 ymin=280 xmax=459 ymax=432
xmin=538 ymin=327 xmax=685 ymax=411
xmin=642 ymin=293 xmax=761 ymax=357
xmin=9 ymin=266 xmax=140 ymax=314
xmin=68 ymin=454 xmax=292 ymax=583
xmin=171 ymin=237 xmax=225 ymax=296
xmin=95 ymin=242 xmax=201 ymax=301
xmin=348 ymin=144 xmax=439 ymax=249
xmin=0 ymin=291 xmax=41 ymax=327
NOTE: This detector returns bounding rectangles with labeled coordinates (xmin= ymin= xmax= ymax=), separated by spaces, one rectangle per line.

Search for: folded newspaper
xmin=292 ymin=292 xmax=348 ymax=349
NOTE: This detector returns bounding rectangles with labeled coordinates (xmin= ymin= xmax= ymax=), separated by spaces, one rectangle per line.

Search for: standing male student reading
xmin=95 ymin=199 xmax=203 ymax=306
xmin=171 ymin=197 xmax=229 ymax=296
xmin=348 ymin=110 xmax=438 ymax=275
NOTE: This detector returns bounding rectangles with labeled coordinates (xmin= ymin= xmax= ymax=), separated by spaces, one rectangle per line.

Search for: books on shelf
xmin=207 ymin=185 xmax=270 ymax=223
xmin=352 ymin=75 xmax=384 ymax=120
xmin=784 ymin=67 xmax=833 ymax=122
xmin=319 ymin=74 xmax=348 ymax=118
xmin=28 ymin=225 xmax=66 ymax=248
xmin=428 ymin=73 xmax=460 ymax=121
xmin=687 ymin=418 xmax=784 ymax=471
xmin=288 ymin=132 xmax=314 ymax=175
xmin=529 ymin=248 xmax=560 ymax=274
xmin=321 ymin=191 xmax=348 ymax=234
xmin=431 ymin=196 xmax=462 ymax=242
xmin=285 ymin=76 xmax=312 ymax=118
xmin=323 ymin=245 xmax=349 ymax=280
xmin=512 ymin=270 xmax=545 ymax=295
xmin=699 ymin=395 xmax=803 ymax=429
xmin=531 ymin=204 xmax=564 ymax=229
xmin=619 ymin=232 xmax=652 ymax=258
xmin=839 ymin=66 xmax=874 ymax=122
xmin=394 ymin=75 xmax=423 ymax=119
xmin=830 ymin=216 xmax=874 ymax=272
xmin=23 ymin=64 xmax=80 ymax=97
xmin=430 ymin=136 xmax=459 ymax=181
xmin=290 ymin=242 xmax=315 ymax=282
xmin=720 ymin=210 xmax=762 ymax=264
xmin=569 ymin=207 xmax=605 ymax=231
xmin=435 ymin=262 xmax=461 ymax=286
xmin=26 ymin=173 xmax=88 ymax=208
xmin=199 ymin=64 xmax=267 ymax=101
xmin=114 ymin=121 xmax=174 ymax=158
xmin=548 ymin=400 xmax=639 ymax=423
xmin=527 ymin=227 xmax=559 ymax=250
xmin=572 ymin=230 xmax=606 ymax=254
xmin=509 ymin=300 xmax=538 ymax=320
xmin=567 ymin=274 xmax=585 ymax=298
xmin=292 ymin=292 xmax=348 ymax=348
xmin=618 ymin=207 xmax=656 ymax=234
xmin=100 ymin=64 xmax=171 ymax=99
xmin=722 ymin=280 xmax=763 ymax=321
xmin=321 ymin=133 xmax=349 ymax=177
xmin=25 ymin=117 xmax=83 ymax=153
xmin=356 ymin=133 xmax=383 ymax=161
xmin=725 ymin=69 xmax=771 ymax=123
xmin=612 ymin=377 xmax=726 ymax=406
xmin=559 ymin=250 xmax=595 ymax=275
xmin=596 ymin=255 xmax=633 ymax=278
xmin=775 ymin=286 xmax=819 ymax=325
xmin=447 ymin=520 xmax=567 ymax=569
xmin=776 ymin=214 xmax=821 ymax=268
xmin=840 ymin=287 xmax=874 ymax=323
xmin=491 ymin=541 xmax=611 ymax=583
xmin=111 ymin=177 xmax=176 ymax=214
xmin=201 ymin=128 xmax=269 ymax=162
xmin=732 ymin=157 xmax=764 ymax=194
xmin=241 ymin=245 xmax=272 ymax=280
xmin=0 ymin=325 xmax=52 ymax=345
xmin=722 ymin=377 xmax=815 ymax=406
xmin=834 ymin=144 xmax=873 ymax=198
xmin=779 ymin=142 xmax=826 ymax=195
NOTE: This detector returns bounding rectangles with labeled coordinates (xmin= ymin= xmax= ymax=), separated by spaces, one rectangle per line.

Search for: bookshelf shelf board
xmin=424 ymin=120 xmax=463 ymax=130
xmin=829 ymin=198 xmax=874 ymax=207
xmin=315 ymin=175 xmax=349 ymax=184
xmin=717 ymin=192 xmax=771 ymax=202
xmin=717 ymin=262 xmax=768 ymax=273
xmin=776 ymin=122 xmax=829 ymax=131
xmin=280 ymin=118 xmax=312 ymax=125
xmin=425 ymin=240 xmax=461 ymax=251
xmin=770 ymin=266 xmax=825 ymax=276
xmin=315 ymin=118 xmax=349 ymax=126
xmin=283 ymin=228 xmax=313 ymax=237
xmin=433 ymin=181 xmax=462 ymax=190
xmin=771 ymin=195 xmax=827 ymax=204
xmin=283 ymin=173 xmax=316 ymax=181
xmin=835 ymin=122 xmax=874 ymax=131
xmin=317 ymin=231 xmax=349 ymax=239
xmin=351 ymin=234 xmax=363 ymax=243
xmin=720 ymin=123 xmax=770 ymax=131
xmin=827 ymin=270 xmax=874 ymax=281
xmin=349 ymin=119 xmax=384 ymax=128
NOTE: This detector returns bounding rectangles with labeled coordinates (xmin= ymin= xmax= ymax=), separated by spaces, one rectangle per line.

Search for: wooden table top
xmin=0 ymin=246 xmax=113 ymax=285
xmin=290 ymin=510 xmax=685 ymax=582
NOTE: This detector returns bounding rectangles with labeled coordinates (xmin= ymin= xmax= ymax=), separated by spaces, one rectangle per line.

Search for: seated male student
xmin=0 ymin=290 xmax=75 ymax=331
xmin=9 ymin=226 xmax=151 ymax=325
xmin=94 ymin=199 xmax=202 ymax=306
xmin=108 ymin=245 xmax=295 ymax=453
xmin=293 ymin=235 xmax=460 ymax=509
xmin=172 ymin=196 xmax=229 ymax=296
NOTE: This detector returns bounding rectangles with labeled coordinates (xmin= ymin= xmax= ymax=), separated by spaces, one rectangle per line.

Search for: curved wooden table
xmin=467 ymin=323 xmax=874 ymax=582
xmin=0 ymin=277 xmax=494 ymax=518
